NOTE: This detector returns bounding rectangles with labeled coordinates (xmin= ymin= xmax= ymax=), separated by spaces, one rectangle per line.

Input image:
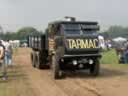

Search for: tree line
xmin=101 ymin=26 xmax=128 ymax=39
xmin=0 ymin=27 xmax=42 ymax=40
xmin=0 ymin=25 xmax=128 ymax=40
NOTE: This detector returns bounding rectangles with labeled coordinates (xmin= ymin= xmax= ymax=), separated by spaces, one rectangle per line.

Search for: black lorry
xmin=28 ymin=19 xmax=101 ymax=79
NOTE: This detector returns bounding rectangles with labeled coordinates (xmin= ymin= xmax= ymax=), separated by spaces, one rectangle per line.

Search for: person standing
xmin=124 ymin=40 xmax=128 ymax=64
xmin=4 ymin=40 xmax=13 ymax=66
xmin=0 ymin=40 xmax=7 ymax=80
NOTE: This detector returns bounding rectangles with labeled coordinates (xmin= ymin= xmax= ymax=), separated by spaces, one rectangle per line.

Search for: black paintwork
xmin=28 ymin=20 xmax=100 ymax=57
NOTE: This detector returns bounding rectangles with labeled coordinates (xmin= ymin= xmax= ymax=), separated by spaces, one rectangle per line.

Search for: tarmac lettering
xmin=67 ymin=39 xmax=98 ymax=49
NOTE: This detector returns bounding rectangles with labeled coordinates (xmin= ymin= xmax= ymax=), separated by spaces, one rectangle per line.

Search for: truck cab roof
xmin=49 ymin=21 xmax=98 ymax=25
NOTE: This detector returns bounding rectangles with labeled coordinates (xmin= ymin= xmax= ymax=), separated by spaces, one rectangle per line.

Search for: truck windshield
xmin=82 ymin=30 xmax=98 ymax=35
xmin=64 ymin=29 xmax=80 ymax=35
xmin=62 ymin=24 xmax=98 ymax=36
xmin=63 ymin=24 xmax=80 ymax=30
xmin=64 ymin=30 xmax=98 ymax=36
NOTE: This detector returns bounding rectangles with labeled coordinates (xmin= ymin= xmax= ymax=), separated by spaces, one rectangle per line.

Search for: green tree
xmin=0 ymin=27 xmax=42 ymax=40
xmin=103 ymin=26 xmax=128 ymax=39
xmin=17 ymin=27 xmax=41 ymax=40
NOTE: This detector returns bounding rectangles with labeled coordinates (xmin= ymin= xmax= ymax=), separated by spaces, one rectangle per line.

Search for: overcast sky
xmin=0 ymin=0 xmax=128 ymax=32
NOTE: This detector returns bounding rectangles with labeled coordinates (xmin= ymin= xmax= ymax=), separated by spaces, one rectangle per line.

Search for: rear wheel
xmin=40 ymin=51 xmax=49 ymax=69
xmin=35 ymin=53 xmax=42 ymax=69
xmin=51 ymin=55 xmax=63 ymax=79
xmin=90 ymin=59 xmax=100 ymax=76
xmin=31 ymin=52 xmax=36 ymax=68
xmin=30 ymin=52 xmax=33 ymax=62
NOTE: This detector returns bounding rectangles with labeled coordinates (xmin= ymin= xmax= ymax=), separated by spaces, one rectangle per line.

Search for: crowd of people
xmin=0 ymin=40 xmax=13 ymax=80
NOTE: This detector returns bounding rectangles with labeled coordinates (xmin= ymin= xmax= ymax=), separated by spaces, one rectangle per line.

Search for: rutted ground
xmin=8 ymin=48 xmax=128 ymax=96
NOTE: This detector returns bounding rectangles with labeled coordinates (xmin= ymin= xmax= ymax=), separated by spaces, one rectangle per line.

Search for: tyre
xmin=40 ymin=51 xmax=49 ymax=69
xmin=90 ymin=59 xmax=100 ymax=76
xmin=31 ymin=52 xmax=36 ymax=68
xmin=35 ymin=53 xmax=42 ymax=69
xmin=51 ymin=55 xmax=62 ymax=79
xmin=30 ymin=52 xmax=33 ymax=62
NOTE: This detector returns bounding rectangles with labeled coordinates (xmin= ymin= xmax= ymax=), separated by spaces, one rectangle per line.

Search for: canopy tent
xmin=112 ymin=37 xmax=127 ymax=42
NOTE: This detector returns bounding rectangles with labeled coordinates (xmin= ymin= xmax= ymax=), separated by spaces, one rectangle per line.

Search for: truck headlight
xmin=89 ymin=59 xmax=93 ymax=64
xmin=73 ymin=60 xmax=77 ymax=65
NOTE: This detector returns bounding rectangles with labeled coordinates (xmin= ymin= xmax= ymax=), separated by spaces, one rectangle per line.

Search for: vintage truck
xmin=28 ymin=18 xmax=101 ymax=79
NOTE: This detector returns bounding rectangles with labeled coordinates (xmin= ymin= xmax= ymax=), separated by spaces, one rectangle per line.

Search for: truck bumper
xmin=60 ymin=54 xmax=101 ymax=70
xmin=62 ymin=54 xmax=101 ymax=58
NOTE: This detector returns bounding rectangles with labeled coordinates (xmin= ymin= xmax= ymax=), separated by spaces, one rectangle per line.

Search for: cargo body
xmin=28 ymin=19 xmax=101 ymax=79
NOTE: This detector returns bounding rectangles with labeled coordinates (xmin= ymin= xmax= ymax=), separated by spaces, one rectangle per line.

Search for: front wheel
xmin=90 ymin=59 xmax=100 ymax=76
xmin=51 ymin=55 xmax=63 ymax=79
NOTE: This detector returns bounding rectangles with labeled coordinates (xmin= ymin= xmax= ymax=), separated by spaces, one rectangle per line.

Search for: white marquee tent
xmin=112 ymin=37 xmax=127 ymax=42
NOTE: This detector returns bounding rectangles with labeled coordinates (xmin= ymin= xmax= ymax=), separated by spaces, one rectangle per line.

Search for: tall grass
xmin=100 ymin=49 xmax=118 ymax=64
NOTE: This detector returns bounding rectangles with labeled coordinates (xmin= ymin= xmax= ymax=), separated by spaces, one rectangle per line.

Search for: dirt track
xmin=13 ymin=48 xmax=128 ymax=96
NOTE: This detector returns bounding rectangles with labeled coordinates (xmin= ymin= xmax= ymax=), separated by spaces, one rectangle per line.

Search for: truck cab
xmin=47 ymin=20 xmax=101 ymax=79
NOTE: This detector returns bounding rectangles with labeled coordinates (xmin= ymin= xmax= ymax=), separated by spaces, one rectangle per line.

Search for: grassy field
xmin=100 ymin=49 xmax=128 ymax=68
xmin=100 ymin=49 xmax=118 ymax=64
